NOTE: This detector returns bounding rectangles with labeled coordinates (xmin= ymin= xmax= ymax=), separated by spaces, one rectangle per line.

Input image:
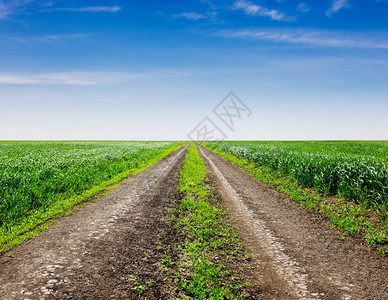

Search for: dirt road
xmin=198 ymin=144 xmax=388 ymax=300
xmin=0 ymin=144 xmax=188 ymax=300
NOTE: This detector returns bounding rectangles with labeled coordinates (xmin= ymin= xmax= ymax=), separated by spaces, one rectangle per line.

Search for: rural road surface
xmin=198 ymin=144 xmax=388 ymax=300
xmin=1 ymin=143 xmax=387 ymax=300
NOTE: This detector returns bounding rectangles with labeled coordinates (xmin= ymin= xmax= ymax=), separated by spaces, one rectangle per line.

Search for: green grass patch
xmin=202 ymin=143 xmax=388 ymax=254
xmin=163 ymin=143 xmax=257 ymax=299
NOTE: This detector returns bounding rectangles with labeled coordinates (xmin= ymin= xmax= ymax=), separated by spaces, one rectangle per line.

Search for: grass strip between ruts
xmin=0 ymin=144 xmax=184 ymax=254
xmin=161 ymin=143 xmax=257 ymax=299
xmin=201 ymin=144 xmax=388 ymax=254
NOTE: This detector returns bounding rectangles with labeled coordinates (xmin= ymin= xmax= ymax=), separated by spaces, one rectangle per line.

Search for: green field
xmin=204 ymin=141 xmax=388 ymax=214
xmin=218 ymin=141 xmax=388 ymax=161
xmin=0 ymin=141 xmax=182 ymax=252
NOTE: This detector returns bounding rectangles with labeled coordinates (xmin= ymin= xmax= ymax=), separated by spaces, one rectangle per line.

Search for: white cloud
xmin=296 ymin=3 xmax=310 ymax=13
xmin=59 ymin=6 xmax=121 ymax=13
xmin=326 ymin=0 xmax=349 ymax=17
xmin=0 ymin=0 xmax=40 ymax=19
xmin=233 ymin=0 xmax=294 ymax=21
xmin=36 ymin=33 xmax=87 ymax=43
xmin=0 ymin=2 xmax=121 ymax=19
xmin=0 ymin=2 xmax=11 ymax=19
xmin=173 ymin=12 xmax=207 ymax=20
xmin=0 ymin=33 xmax=88 ymax=44
xmin=0 ymin=72 xmax=141 ymax=85
xmin=200 ymin=0 xmax=218 ymax=10
xmin=0 ymin=0 xmax=58 ymax=19
xmin=216 ymin=28 xmax=388 ymax=49
xmin=0 ymin=70 xmax=192 ymax=85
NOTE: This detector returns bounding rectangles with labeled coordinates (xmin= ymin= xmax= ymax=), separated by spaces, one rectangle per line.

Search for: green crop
xmin=0 ymin=141 xmax=182 ymax=252
xmin=203 ymin=141 xmax=388 ymax=216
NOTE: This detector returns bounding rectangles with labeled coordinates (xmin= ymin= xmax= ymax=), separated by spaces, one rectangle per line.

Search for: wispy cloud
xmin=0 ymin=0 xmax=43 ymax=19
xmin=35 ymin=33 xmax=88 ymax=43
xmin=200 ymin=0 xmax=218 ymax=10
xmin=173 ymin=12 xmax=207 ymax=20
xmin=0 ymin=2 xmax=121 ymax=19
xmin=216 ymin=28 xmax=388 ymax=49
xmin=0 ymin=34 xmax=28 ymax=43
xmin=326 ymin=0 xmax=349 ymax=17
xmin=57 ymin=6 xmax=122 ymax=13
xmin=1 ymin=71 xmax=148 ymax=85
xmin=0 ymin=2 xmax=11 ymax=19
xmin=0 ymin=72 xmax=125 ymax=85
xmin=296 ymin=3 xmax=310 ymax=13
xmin=0 ymin=33 xmax=89 ymax=45
xmin=0 ymin=70 xmax=192 ymax=85
xmin=233 ymin=0 xmax=294 ymax=22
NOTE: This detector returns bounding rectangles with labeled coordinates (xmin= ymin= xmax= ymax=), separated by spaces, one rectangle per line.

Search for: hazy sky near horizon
xmin=0 ymin=0 xmax=387 ymax=140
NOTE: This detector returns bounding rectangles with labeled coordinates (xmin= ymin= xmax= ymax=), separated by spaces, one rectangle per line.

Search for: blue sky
xmin=0 ymin=0 xmax=387 ymax=140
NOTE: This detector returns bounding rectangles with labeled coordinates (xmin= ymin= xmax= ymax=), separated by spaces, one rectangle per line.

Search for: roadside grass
xmin=161 ymin=143 xmax=259 ymax=299
xmin=202 ymin=145 xmax=388 ymax=254
xmin=0 ymin=143 xmax=183 ymax=254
